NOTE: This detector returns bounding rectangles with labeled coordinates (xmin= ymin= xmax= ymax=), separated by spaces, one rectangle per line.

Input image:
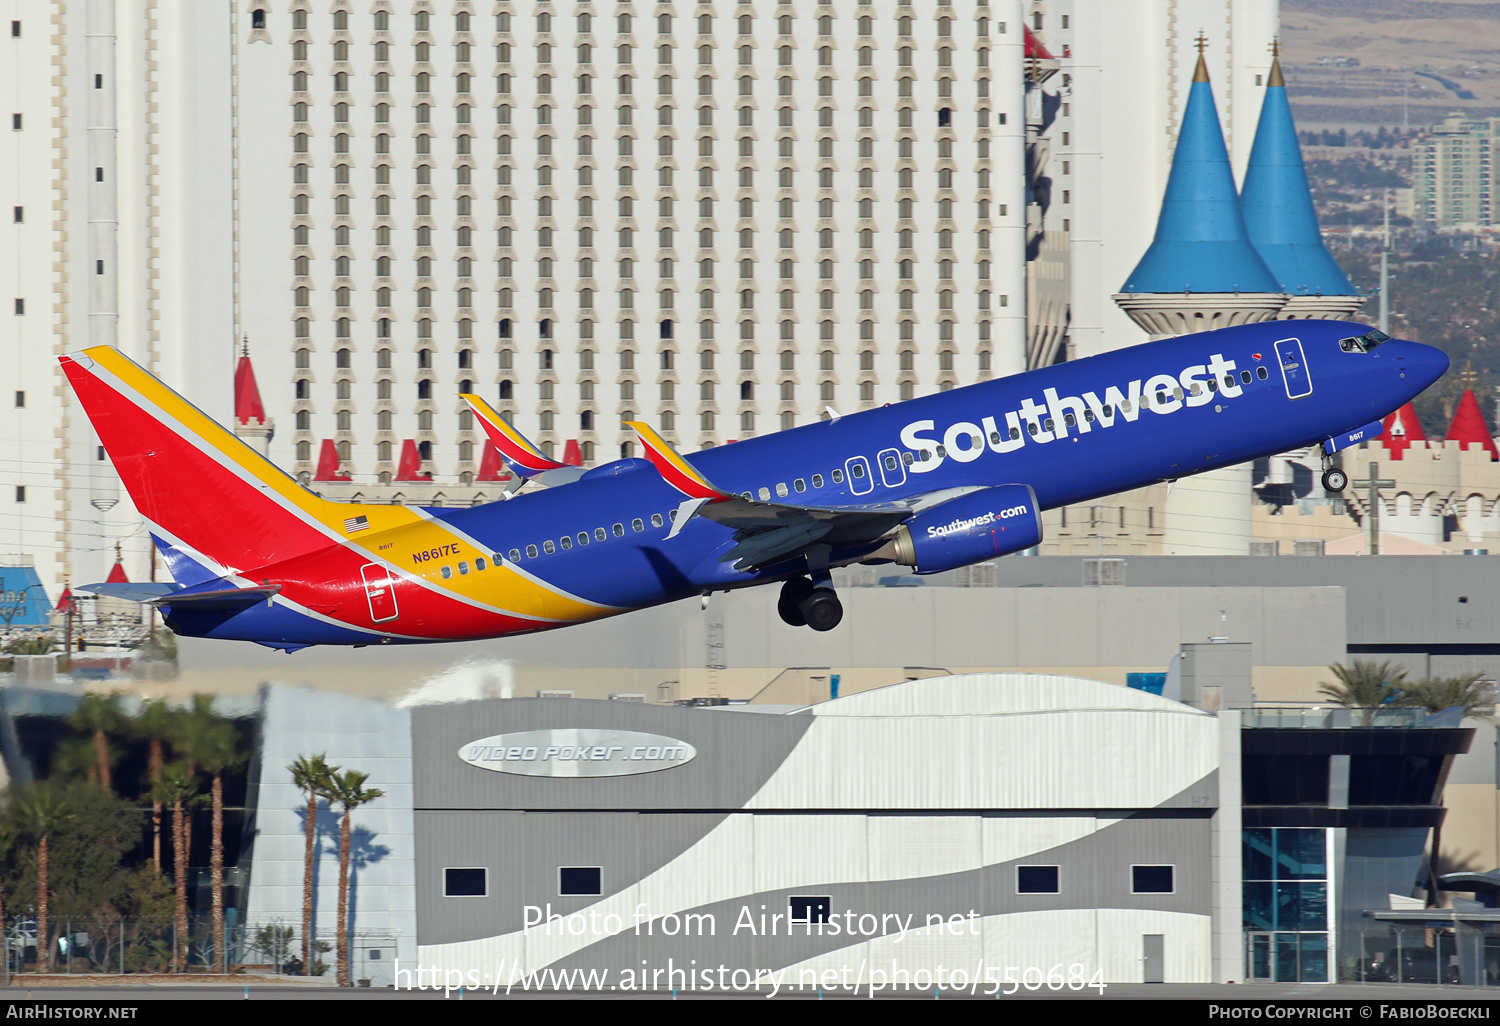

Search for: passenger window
xmin=560 ymin=536 xmax=572 ymax=550
xmin=651 ymin=513 xmax=664 ymax=527
xmin=458 ymin=561 xmax=470 ymax=574
xmin=543 ymin=540 xmax=556 ymax=554
xmin=475 ymin=557 xmax=486 ymax=571
xmin=578 ymin=532 xmax=589 ymax=545
xmin=510 ymin=549 xmax=522 ymax=562
xmin=1206 ymin=378 xmax=1217 ymax=392
xmin=759 ymin=487 xmax=771 ymax=500
xmin=776 ymin=482 xmax=789 ymax=497
xmin=1083 ymin=409 xmax=1095 ymax=422
xmin=812 ymin=474 xmax=824 ymax=488
xmin=441 ymin=566 xmax=453 ymax=579
xmin=902 ymin=452 xmax=914 ymax=465
xmin=1028 ymin=423 xmax=1039 ymax=436
xmin=1241 ymin=370 xmax=1252 ymax=384
xmin=794 ymin=478 xmax=806 ymax=492
xmin=832 ymin=469 xmax=844 ymax=483
xmin=1224 ymin=375 xmax=1235 ymax=389
xmin=525 ymin=546 xmax=538 ymax=559
xmin=632 ymin=518 xmax=644 ymax=532
xmin=852 ymin=463 xmax=866 ymax=479
xmin=613 ymin=523 xmax=625 ymax=536
xmin=595 ymin=527 xmax=607 ymax=541
xmin=1256 ymin=366 xmax=1268 ymax=380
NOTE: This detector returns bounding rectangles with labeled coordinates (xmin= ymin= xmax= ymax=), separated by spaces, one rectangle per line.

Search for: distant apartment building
xmin=1414 ymin=114 xmax=1500 ymax=229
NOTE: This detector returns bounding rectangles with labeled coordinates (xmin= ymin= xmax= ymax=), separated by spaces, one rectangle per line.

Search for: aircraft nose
xmin=1384 ymin=339 xmax=1449 ymax=392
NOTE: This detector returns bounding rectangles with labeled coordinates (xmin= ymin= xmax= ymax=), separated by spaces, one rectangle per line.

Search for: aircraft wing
xmin=460 ymin=393 xmax=576 ymax=480
xmin=624 ymin=421 xmax=912 ymax=571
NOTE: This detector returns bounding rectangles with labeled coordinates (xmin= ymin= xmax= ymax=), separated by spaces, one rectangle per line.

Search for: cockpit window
xmin=1339 ymin=329 xmax=1389 ymax=353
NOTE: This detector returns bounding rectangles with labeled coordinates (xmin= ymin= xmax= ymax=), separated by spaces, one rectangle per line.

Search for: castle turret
xmin=233 ymin=340 xmax=274 ymax=457
xmin=1112 ymin=50 xmax=1286 ymax=339
xmin=1241 ymin=53 xmax=1363 ymax=320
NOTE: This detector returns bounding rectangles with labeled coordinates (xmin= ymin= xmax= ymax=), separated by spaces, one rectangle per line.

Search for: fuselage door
xmin=1275 ymin=338 xmax=1313 ymax=400
xmin=360 ymin=563 xmax=400 ymax=623
xmin=877 ymin=447 xmax=907 ymax=489
xmin=845 ymin=455 xmax=874 ymax=496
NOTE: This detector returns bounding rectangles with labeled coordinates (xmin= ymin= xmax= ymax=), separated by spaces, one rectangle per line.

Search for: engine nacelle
xmin=881 ymin=485 xmax=1043 ymax=574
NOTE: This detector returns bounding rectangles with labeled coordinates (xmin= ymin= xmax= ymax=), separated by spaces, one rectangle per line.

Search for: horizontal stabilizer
xmin=77 ymin=582 xmax=181 ymax=603
xmin=156 ymin=585 xmax=282 ymax=609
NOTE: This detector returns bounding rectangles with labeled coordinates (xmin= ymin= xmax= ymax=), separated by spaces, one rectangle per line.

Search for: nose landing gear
xmin=1320 ymin=452 xmax=1347 ymax=494
xmin=777 ymin=575 xmax=844 ymax=632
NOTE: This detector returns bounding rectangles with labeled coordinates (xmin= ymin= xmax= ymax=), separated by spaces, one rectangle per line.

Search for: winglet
xmin=460 ymin=394 xmax=569 ymax=478
xmin=625 ymin=421 xmax=732 ymax=502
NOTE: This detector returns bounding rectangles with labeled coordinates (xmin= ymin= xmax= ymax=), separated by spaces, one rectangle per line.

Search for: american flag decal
xmin=343 ymin=515 xmax=369 ymax=533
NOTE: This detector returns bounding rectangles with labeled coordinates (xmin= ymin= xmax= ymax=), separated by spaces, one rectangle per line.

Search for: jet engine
xmin=871 ymin=484 xmax=1043 ymax=574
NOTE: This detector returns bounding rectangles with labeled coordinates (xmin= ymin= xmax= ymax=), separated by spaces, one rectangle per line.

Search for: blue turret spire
xmin=1240 ymin=54 xmax=1356 ymax=296
xmin=1119 ymin=53 xmax=1281 ymax=295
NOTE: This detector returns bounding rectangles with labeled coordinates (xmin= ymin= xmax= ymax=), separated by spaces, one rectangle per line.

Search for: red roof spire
xmin=1445 ymin=389 xmax=1499 ymax=461
xmin=476 ymin=440 xmax=507 ymax=481
xmin=313 ymin=440 xmax=352 ymax=481
xmin=1024 ymin=25 xmax=1054 ymax=60
xmin=1380 ymin=402 xmax=1427 ymax=460
xmin=234 ymin=337 xmax=267 ymax=426
xmin=395 ymin=439 xmax=432 ymax=481
xmin=105 ymin=542 xmax=129 ymax=584
xmin=56 ymin=587 xmax=74 ymax=614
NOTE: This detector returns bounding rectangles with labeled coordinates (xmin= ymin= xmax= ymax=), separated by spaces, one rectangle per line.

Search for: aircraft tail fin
xmin=624 ymin=421 xmax=732 ymax=502
xmin=460 ymin=393 xmax=569 ymax=478
xmin=59 ymin=347 xmax=376 ymax=580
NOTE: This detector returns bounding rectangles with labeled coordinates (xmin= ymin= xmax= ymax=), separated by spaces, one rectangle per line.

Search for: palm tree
xmin=323 ymin=770 xmax=384 ymax=987
xmin=67 ymin=692 xmax=123 ymax=791
xmin=13 ymin=787 xmax=73 ymax=971
xmin=288 ymin=754 xmax=334 ymax=974
xmin=190 ymin=721 xmax=243 ymax=973
xmin=1318 ymin=659 xmax=1408 ymax=724
xmin=130 ymin=698 xmax=178 ymax=868
xmin=152 ymin=762 xmax=198 ymax=971
xmin=1402 ymin=674 xmax=1493 ymax=719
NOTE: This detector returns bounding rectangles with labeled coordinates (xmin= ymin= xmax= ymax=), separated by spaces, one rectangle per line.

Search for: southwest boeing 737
xmin=66 ymin=320 xmax=1447 ymax=651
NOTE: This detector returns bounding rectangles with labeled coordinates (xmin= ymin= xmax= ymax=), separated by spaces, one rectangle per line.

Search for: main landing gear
xmin=777 ymin=575 xmax=843 ymax=632
xmin=1320 ymin=453 xmax=1347 ymax=494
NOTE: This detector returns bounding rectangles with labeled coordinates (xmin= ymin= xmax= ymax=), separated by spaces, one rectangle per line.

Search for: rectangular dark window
xmin=13 ymin=299 xmax=22 ymax=315
xmin=443 ymin=867 xmax=487 ymax=897
xmin=11 ymin=206 xmax=20 ymax=222
xmin=13 ymin=391 xmax=22 ymax=408
xmin=95 ymin=167 xmax=103 ymax=182
xmin=10 ymin=21 xmax=19 ymax=37
xmin=11 ymin=113 xmax=20 ymax=130
xmin=788 ymin=895 xmax=831 ymax=925
xmin=94 ymin=74 xmax=102 ymax=89
xmin=1017 ymin=866 xmax=1059 ymax=894
xmin=14 ymin=486 xmax=24 ymax=503
xmin=1132 ymin=865 xmax=1175 ymax=894
xmin=559 ymin=867 xmax=601 ymax=896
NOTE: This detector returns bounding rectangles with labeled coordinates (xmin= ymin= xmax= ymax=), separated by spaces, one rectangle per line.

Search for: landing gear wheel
xmin=778 ymin=577 xmax=814 ymax=627
xmin=798 ymin=589 xmax=844 ymax=632
xmin=1322 ymin=467 xmax=1348 ymax=494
